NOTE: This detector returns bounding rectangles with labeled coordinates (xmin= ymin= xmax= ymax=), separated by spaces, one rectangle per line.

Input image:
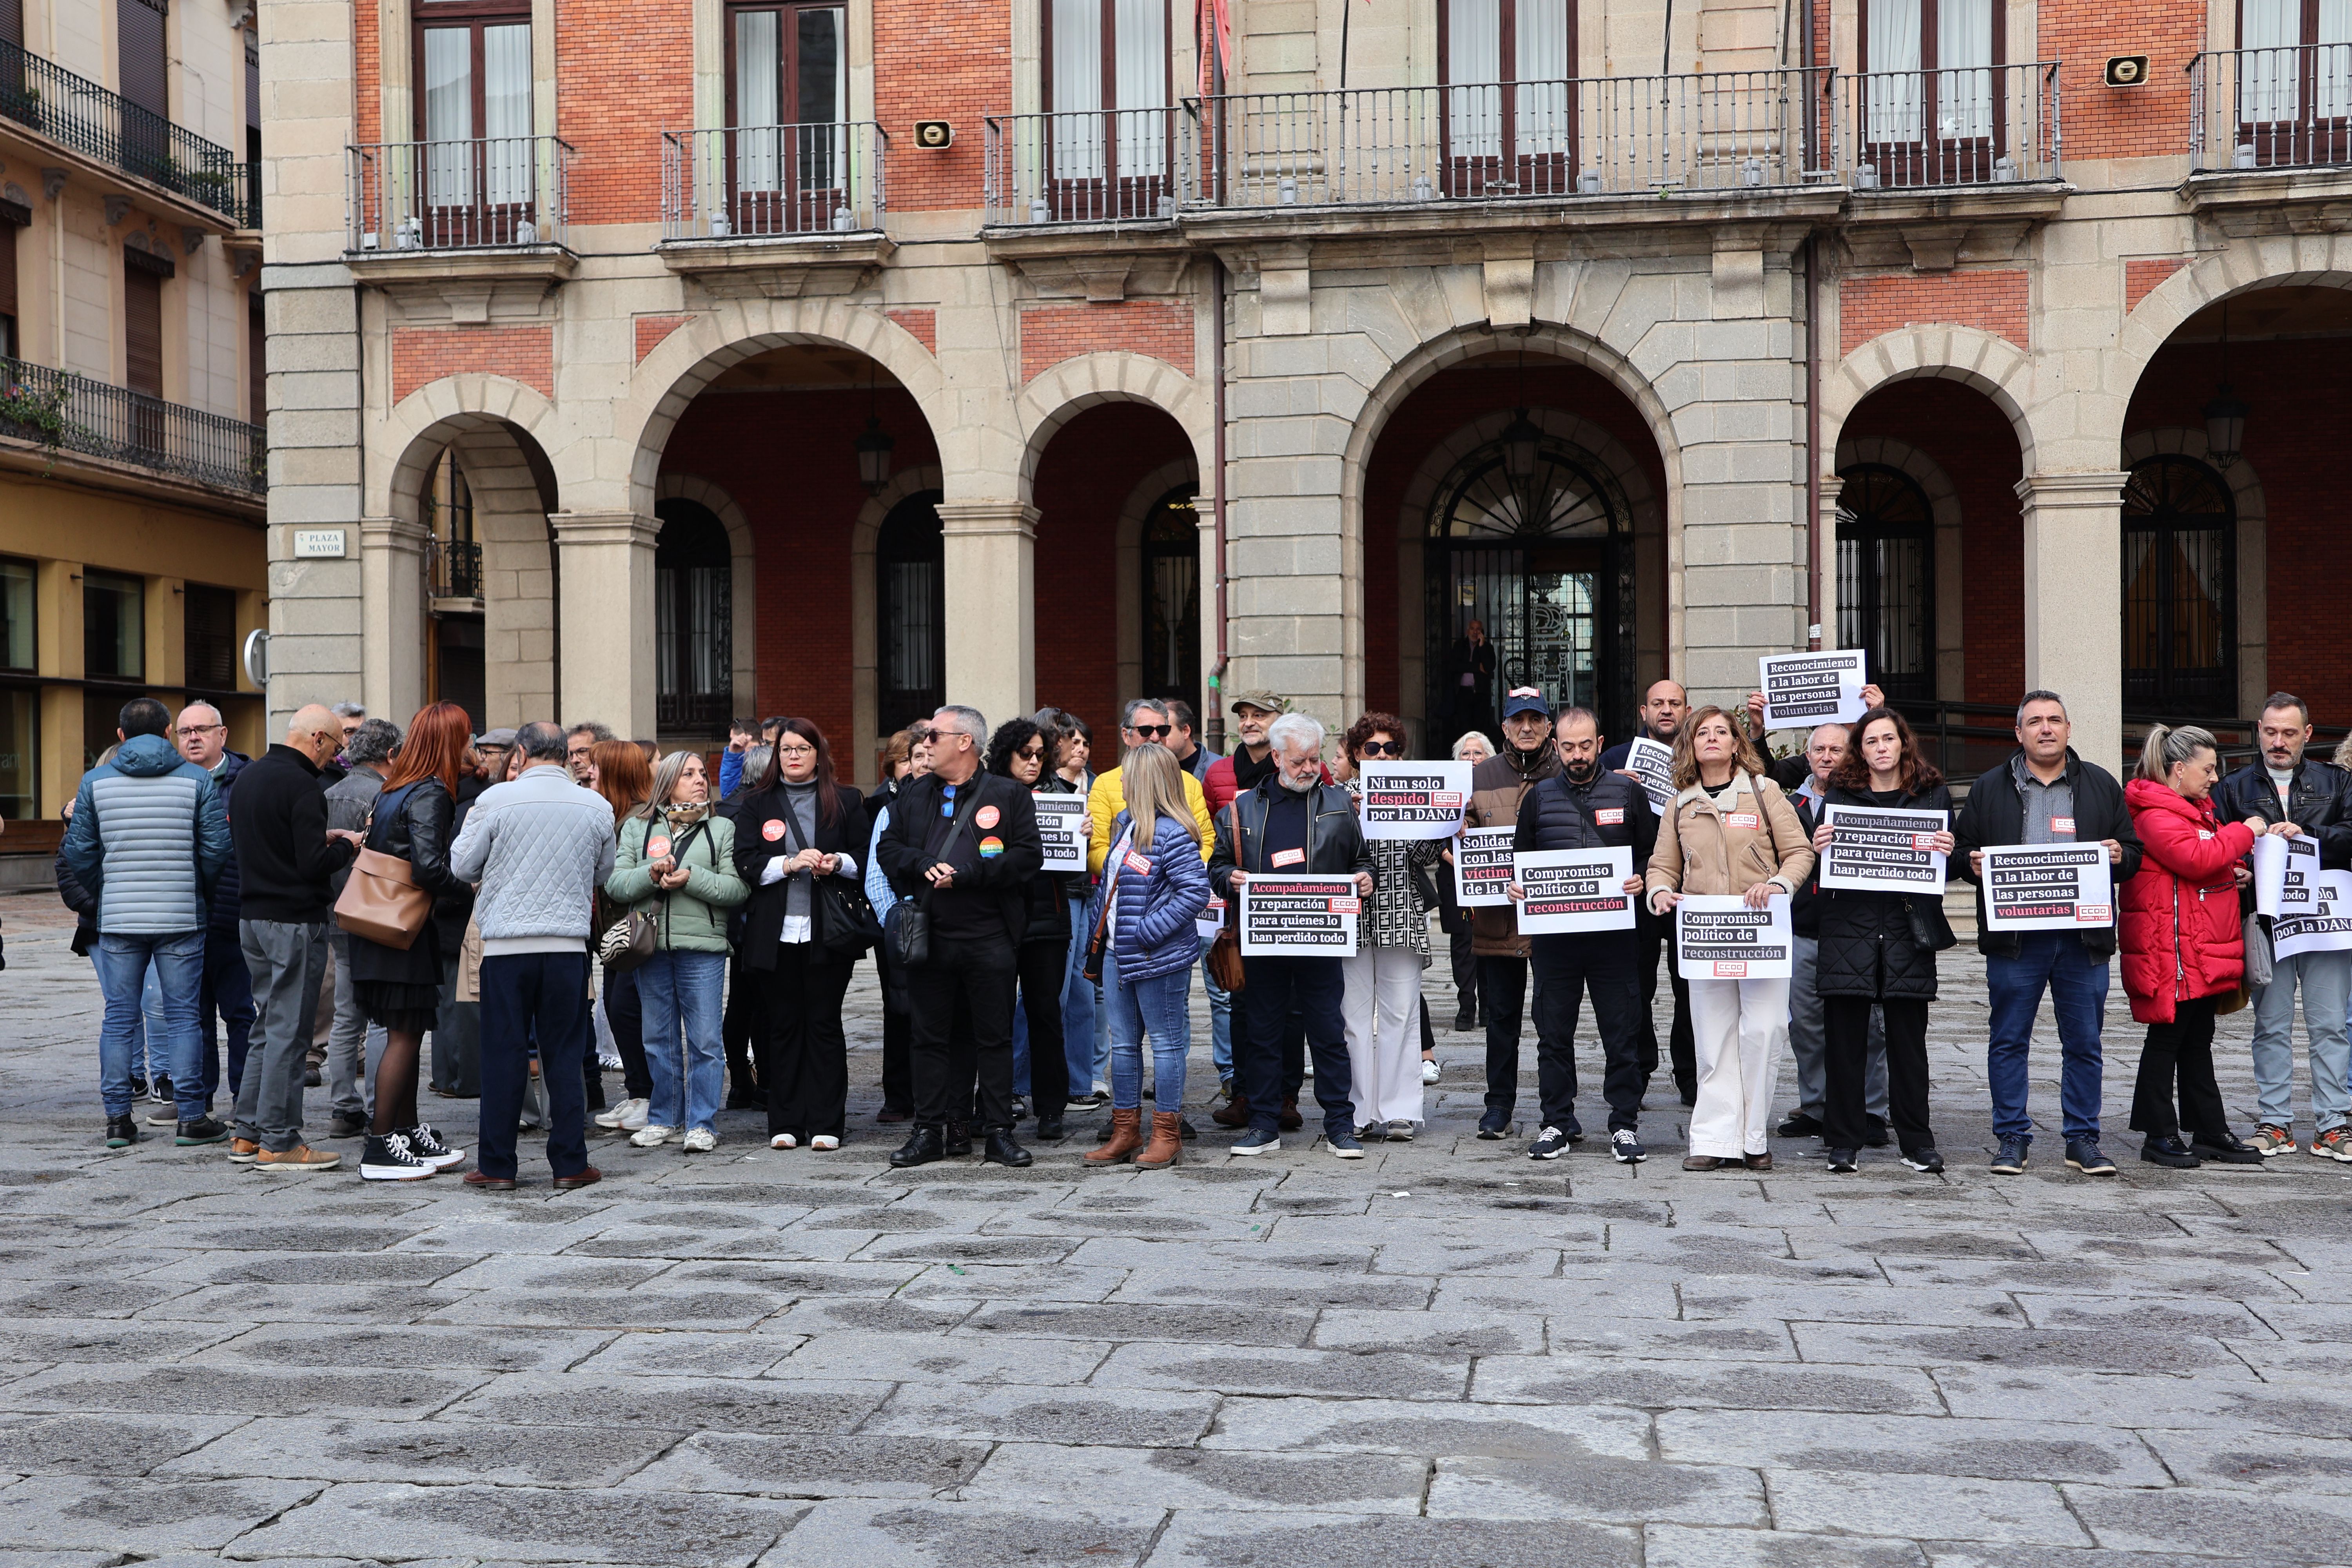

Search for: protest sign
xmin=1759 ymin=649 xmax=1869 ymax=728
xmin=1033 ymin=794 xmax=1088 ymax=874
xmin=1196 ymin=895 xmax=1228 ymax=944
xmin=2255 ymin=831 xmax=2319 ymax=920
xmin=2274 ymin=869 xmax=2352 ymax=960
xmin=1357 ymin=760 xmax=1474 ymax=840
xmin=1819 ymin=804 xmax=1949 ymax=895
xmin=1624 ymin=736 xmax=1676 ymax=815
xmin=1514 ymin=848 xmax=1635 ymax=934
xmin=1980 ymin=842 xmax=2114 ymax=932
xmin=1239 ymin=875 xmax=1361 ymax=957
xmin=1453 ymin=827 xmax=1517 ymax=908
xmin=1674 ymin=895 xmax=1794 ymax=979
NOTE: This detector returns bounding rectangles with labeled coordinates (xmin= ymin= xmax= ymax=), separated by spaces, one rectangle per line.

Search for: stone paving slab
xmin=7 ymin=892 xmax=2352 ymax=1561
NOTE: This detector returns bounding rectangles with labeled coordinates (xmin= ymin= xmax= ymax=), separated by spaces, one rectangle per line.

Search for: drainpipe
xmin=1207 ymin=254 xmax=1230 ymax=754
xmin=1804 ymin=230 xmax=1823 ymax=653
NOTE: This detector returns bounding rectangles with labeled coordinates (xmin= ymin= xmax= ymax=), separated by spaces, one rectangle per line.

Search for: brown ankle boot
xmin=1278 ymin=1096 xmax=1303 ymax=1131
xmin=1083 ymin=1107 xmax=1144 ymax=1164
xmin=1134 ymin=1111 xmax=1184 ymax=1169
xmin=1212 ymin=1093 xmax=1251 ymax=1129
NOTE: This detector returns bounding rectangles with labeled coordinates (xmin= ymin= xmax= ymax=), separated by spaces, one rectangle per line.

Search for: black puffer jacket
xmin=1018 ymin=777 xmax=1083 ymax=945
xmin=56 ymin=849 xmax=98 ymax=957
xmin=1512 ymin=769 xmax=1657 ymax=863
xmin=345 ymin=778 xmax=461 ymax=987
xmin=1814 ymin=781 xmax=1954 ymax=1001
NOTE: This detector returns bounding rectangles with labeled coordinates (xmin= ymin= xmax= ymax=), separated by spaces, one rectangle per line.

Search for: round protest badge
xmin=648 ymin=836 xmax=673 ymax=860
xmin=978 ymin=835 xmax=1004 ymax=858
xmin=975 ymin=805 xmax=1001 ymax=829
xmin=762 ymin=819 xmax=786 ymax=842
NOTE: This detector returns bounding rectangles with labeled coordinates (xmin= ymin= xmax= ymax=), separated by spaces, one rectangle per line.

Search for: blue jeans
xmin=636 ymin=950 xmax=727 ymax=1134
xmin=1985 ymin=931 xmax=2110 ymax=1142
xmin=1110 ymin=963 xmax=1194 ymax=1112
xmin=96 ymin=931 xmax=205 ymax=1121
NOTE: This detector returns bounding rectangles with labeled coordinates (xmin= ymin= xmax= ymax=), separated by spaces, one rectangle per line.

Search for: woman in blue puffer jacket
xmin=1083 ymin=742 xmax=1211 ymax=1169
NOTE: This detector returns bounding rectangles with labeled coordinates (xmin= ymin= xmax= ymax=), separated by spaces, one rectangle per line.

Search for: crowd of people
xmin=48 ymin=671 xmax=2352 ymax=1183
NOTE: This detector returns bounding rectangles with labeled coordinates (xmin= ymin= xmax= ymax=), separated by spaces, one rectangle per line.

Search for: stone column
xmin=358 ymin=515 xmax=428 ymax=722
xmin=2015 ymin=472 xmax=2128 ymax=774
xmin=549 ymin=511 xmax=659 ymax=738
xmin=1193 ymin=493 xmax=1222 ymax=750
xmin=938 ymin=501 xmax=1037 ymax=731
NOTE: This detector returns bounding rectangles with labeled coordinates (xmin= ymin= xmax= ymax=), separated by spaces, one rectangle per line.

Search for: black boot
xmin=104 ymin=1115 xmax=140 ymax=1149
xmin=889 ymin=1124 xmax=946 ymax=1169
xmin=944 ymin=1120 xmax=974 ymax=1157
xmin=1033 ymin=1114 xmax=1066 ymax=1142
xmin=982 ymin=1128 xmax=1033 ymax=1167
xmin=1453 ymin=1003 xmax=1476 ymax=1033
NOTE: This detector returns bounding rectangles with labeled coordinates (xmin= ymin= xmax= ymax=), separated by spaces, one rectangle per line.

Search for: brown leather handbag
xmin=332 ymin=782 xmax=433 ymax=950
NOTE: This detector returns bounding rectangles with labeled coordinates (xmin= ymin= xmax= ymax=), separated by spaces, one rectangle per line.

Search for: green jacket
xmin=606 ymin=811 xmax=748 ymax=953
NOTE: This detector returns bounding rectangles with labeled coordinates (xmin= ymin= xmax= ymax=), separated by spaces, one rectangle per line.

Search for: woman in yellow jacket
xmin=1644 ymin=706 xmax=1815 ymax=1171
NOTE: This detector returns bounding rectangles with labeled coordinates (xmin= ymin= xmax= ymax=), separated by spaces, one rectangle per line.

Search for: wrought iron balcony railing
xmin=660 ymin=122 xmax=887 ymax=240
xmin=0 ymin=357 xmax=264 ymax=493
xmin=0 ymin=36 xmax=252 ymax=225
xmin=432 ymin=538 xmax=481 ymax=599
xmin=2189 ymin=45 xmax=2352 ymax=172
xmin=346 ymin=136 xmax=573 ymax=252
xmin=1837 ymin=61 xmax=2062 ymax=189
xmin=984 ymin=107 xmax=1184 ymax=224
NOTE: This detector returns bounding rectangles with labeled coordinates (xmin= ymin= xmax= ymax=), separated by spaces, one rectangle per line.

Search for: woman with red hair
xmin=347 ymin=701 xmax=473 ymax=1180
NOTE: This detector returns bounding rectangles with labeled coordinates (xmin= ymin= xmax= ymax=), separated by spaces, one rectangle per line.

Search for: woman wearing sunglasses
xmin=1340 ymin=714 xmax=1442 ymax=1140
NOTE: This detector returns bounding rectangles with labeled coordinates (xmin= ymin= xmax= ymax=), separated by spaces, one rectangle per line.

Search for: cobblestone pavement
xmin=5 ymin=888 xmax=2352 ymax=1566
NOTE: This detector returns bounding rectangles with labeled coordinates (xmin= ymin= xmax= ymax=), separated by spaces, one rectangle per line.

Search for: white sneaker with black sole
xmin=403 ymin=1122 xmax=466 ymax=1169
xmin=359 ymin=1131 xmax=436 ymax=1181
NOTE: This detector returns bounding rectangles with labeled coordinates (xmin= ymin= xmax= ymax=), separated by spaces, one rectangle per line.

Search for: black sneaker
xmin=1900 ymin=1147 xmax=1945 ymax=1173
xmin=328 ymin=1111 xmax=368 ymax=1139
xmin=1611 ymin=1129 xmax=1647 ymax=1164
xmin=104 ymin=1115 xmax=140 ymax=1149
xmin=360 ymin=1132 xmax=436 ymax=1182
xmin=403 ymin=1123 xmax=466 ymax=1169
xmin=1477 ymin=1112 xmax=1512 ymax=1141
xmin=1824 ymin=1147 xmax=1859 ymax=1172
xmin=304 ymin=1065 xmax=323 ymax=1088
xmin=1990 ymin=1134 xmax=2031 ymax=1174
xmin=889 ymin=1124 xmax=946 ymax=1169
xmin=2065 ymin=1137 xmax=2118 ymax=1176
xmin=1034 ymin=1116 xmax=1066 ymax=1143
xmin=944 ymin=1121 xmax=974 ymax=1157
xmin=150 ymin=1074 xmax=172 ymax=1105
xmin=175 ymin=1116 xmax=230 ymax=1147
xmin=1862 ymin=1114 xmax=1891 ymax=1149
xmin=127 ymin=1075 xmax=148 ymax=1100
xmin=1774 ymin=1112 xmax=1823 ymax=1138
xmin=1528 ymin=1125 xmax=1570 ymax=1161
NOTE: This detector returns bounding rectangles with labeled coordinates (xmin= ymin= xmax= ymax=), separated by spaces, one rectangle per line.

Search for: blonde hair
xmin=1119 ymin=742 xmax=1198 ymax=851
xmin=1668 ymin=705 xmax=1768 ymax=791
xmin=2138 ymin=723 xmax=2218 ymax=785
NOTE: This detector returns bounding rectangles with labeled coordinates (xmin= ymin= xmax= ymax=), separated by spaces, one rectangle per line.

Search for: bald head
xmin=1639 ymin=679 xmax=1689 ymax=741
xmin=287 ymin=704 xmax=343 ymax=768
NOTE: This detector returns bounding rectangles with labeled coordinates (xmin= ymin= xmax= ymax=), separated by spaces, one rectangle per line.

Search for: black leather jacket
xmin=368 ymin=778 xmax=462 ymax=900
xmin=1209 ymin=777 xmax=1372 ymax=898
xmin=2214 ymin=759 xmax=2352 ymax=868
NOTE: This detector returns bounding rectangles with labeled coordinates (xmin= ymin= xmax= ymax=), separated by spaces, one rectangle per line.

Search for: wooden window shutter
xmin=0 ymin=207 xmax=23 ymax=355
xmin=118 ymin=0 xmax=167 ymax=119
xmin=0 ymin=0 xmax=23 ymax=49
xmin=124 ymin=263 xmax=162 ymax=396
xmin=247 ymin=290 xmax=264 ymax=423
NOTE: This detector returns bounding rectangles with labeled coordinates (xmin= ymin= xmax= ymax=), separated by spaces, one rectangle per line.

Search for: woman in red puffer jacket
xmin=2121 ymin=724 xmax=2289 ymax=1169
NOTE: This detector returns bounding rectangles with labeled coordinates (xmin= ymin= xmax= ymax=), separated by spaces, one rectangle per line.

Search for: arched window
xmin=877 ymin=491 xmax=945 ymax=735
xmin=1835 ymin=463 xmax=1935 ymax=702
xmin=2122 ymin=455 xmax=2236 ymax=715
xmin=1140 ymin=489 xmax=1200 ymax=716
xmin=654 ymin=499 xmax=733 ymax=737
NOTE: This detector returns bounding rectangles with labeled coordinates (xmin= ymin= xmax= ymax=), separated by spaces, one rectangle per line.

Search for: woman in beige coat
xmin=1645 ymin=707 xmax=1815 ymax=1170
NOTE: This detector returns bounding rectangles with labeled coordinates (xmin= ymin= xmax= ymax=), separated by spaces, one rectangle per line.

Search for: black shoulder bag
xmin=779 ymin=792 xmax=884 ymax=961
xmin=886 ymin=782 xmax=982 ymax=970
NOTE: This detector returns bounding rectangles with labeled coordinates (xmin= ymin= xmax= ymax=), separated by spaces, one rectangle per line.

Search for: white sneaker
xmin=769 ymin=1132 xmax=798 ymax=1150
xmin=1421 ymin=1058 xmax=1441 ymax=1084
xmin=681 ymin=1128 xmax=717 ymax=1153
xmin=629 ymin=1125 xmax=673 ymax=1148
xmin=617 ymin=1098 xmax=651 ymax=1132
xmin=809 ymin=1135 xmax=840 ymax=1152
xmin=595 ymin=1096 xmax=647 ymax=1131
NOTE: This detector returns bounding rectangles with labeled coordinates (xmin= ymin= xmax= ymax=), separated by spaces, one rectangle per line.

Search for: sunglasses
xmin=1015 ymin=745 xmax=1045 ymax=761
xmin=1358 ymin=740 xmax=1405 ymax=757
xmin=1128 ymin=724 xmax=1173 ymax=740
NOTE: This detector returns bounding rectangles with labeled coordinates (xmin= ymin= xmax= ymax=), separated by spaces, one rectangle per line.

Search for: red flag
xmin=1197 ymin=0 xmax=1231 ymax=95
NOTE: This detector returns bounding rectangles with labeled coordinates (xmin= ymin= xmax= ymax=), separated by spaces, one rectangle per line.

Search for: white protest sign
xmin=1196 ymin=895 xmax=1228 ymax=944
xmin=1452 ymin=826 xmax=1517 ymax=908
xmin=1239 ymin=875 xmax=1361 ymax=956
xmin=1981 ymin=842 xmax=2114 ymax=932
xmin=1674 ymin=895 xmax=1794 ymax=979
xmin=1624 ymin=736 xmax=1676 ymax=815
xmin=1759 ymin=649 xmax=1869 ymax=729
xmin=1514 ymin=848 xmax=1635 ymax=935
xmin=1819 ymin=804 xmax=1949 ymax=895
xmin=1032 ymin=793 xmax=1088 ymax=874
xmin=2255 ymin=831 xmax=2319 ymax=919
xmin=2274 ymin=868 xmax=2352 ymax=959
xmin=1357 ymin=760 xmax=1474 ymax=840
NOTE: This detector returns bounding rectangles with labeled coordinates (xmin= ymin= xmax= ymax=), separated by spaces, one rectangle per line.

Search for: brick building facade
xmin=255 ymin=0 xmax=2352 ymax=779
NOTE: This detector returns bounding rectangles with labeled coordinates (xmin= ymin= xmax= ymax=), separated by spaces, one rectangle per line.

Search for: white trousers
xmin=1687 ymin=975 xmax=1790 ymax=1158
xmin=1342 ymin=946 xmax=1426 ymax=1127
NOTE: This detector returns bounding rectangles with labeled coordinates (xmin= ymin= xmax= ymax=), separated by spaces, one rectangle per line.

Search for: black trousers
xmin=1016 ymin=937 xmax=1069 ymax=1118
xmin=1637 ymin=921 xmax=1695 ymax=1099
xmin=1229 ymin=985 xmax=1307 ymax=1097
xmin=1480 ymin=955 xmax=1529 ymax=1123
xmin=478 ymin=952 xmax=590 ymax=1181
xmin=877 ymin=947 xmax=916 ymax=1115
xmin=1239 ymin=955 xmax=1352 ymax=1135
xmin=606 ymin=965 xmax=650 ymax=1101
xmin=722 ymin=950 xmax=765 ymax=1102
xmin=910 ymin=930 xmax=1018 ymax=1131
xmin=1449 ymin=925 xmax=1480 ymax=1019
xmin=1530 ymin=931 xmax=1648 ymax=1134
xmin=758 ymin=943 xmax=854 ymax=1140
xmin=2131 ymin=994 xmax=2228 ymax=1143
xmin=1826 ymin=994 xmax=1931 ymax=1154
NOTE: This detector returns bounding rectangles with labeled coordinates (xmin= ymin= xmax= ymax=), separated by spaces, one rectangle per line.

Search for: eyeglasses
xmin=173 ymin=724 xmax=224 ymax=738
xmin=1358 ymin=740 xmax=1404 ymax=757
xmin=1127 ymin=724 xmax=1172 ymax=740
xmin=777 ymin=743 xmax=817 ymax=757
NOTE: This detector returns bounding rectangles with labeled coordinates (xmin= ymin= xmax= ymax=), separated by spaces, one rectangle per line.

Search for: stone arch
xmin=1015 ymin=352 xmax=1214 ymax=504
xmin=1824 ymin=326 xmax=2037 ymax=475
xmin=655 ymin=474 xmax=759 ymax=726
xmin=2119 ymin=429 xmax=2270 ymax=714
xmin=1111 ymin=457 xmax=1203 ymax=707
xmin=1831 ymin=435 xmax=1967 ymax=704
xmin=842 ymin=464 xmax=946 ymax=781
xmin=621 ymin=299 xmax=982 ymax=517
xmin=1339 ymin=322 xmax=1684 ymax=717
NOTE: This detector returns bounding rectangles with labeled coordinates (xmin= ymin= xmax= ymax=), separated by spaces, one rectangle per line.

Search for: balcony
xmin=348 ymin=136 xmax=572 ymax=252
xmin=0 ymin=36 xmax=253 ymax=227
xmin=1836 ymin=62 xmax=2062 ymax=189
xmin=985 ymin=107 xmax=1187 ymax=224
xmin=2183 ymin=46 xmax=2352 ymax=218
xmin=431 ymin=538 xmax=481 ymax=604
xmin=0 ymin=356 xmax=264 ymax=496
xmin=659 ymin=123 xmax=891 ymax=295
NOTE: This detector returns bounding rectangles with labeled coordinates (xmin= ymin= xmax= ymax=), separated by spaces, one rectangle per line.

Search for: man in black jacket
xmin=878 ymin=705 xmax=1043 ymax=1170
xmin=2211 ymin=692 xmax=2352 ymax=1160
xmin=174 ymin=702 xmax=254 ymax=1116
xmin=1953 ymin=690 xmax=2142 ymax=1177
xmin=1510 ymin=706 xmax=1657 ymax=1162
xmin=1209 ymin=711 xmax=1374 ymax=1158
